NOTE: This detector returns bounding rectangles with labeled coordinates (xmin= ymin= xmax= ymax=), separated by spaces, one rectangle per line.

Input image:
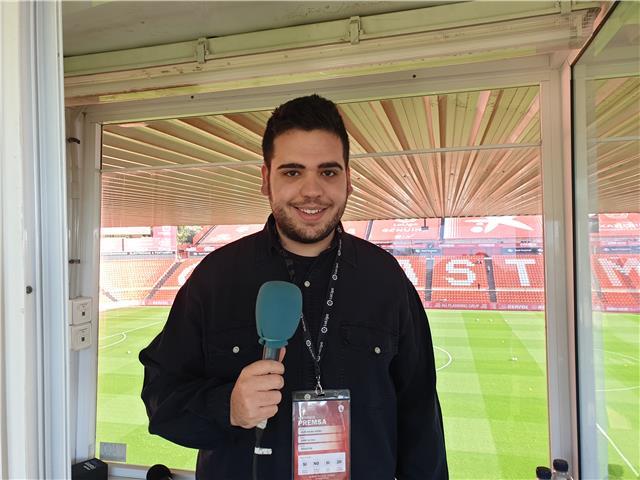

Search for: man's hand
xmin=230 ymin=352 xmax=285 ymax=429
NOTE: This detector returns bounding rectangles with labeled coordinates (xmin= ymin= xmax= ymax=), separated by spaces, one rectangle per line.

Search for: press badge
xmin=292 ymin=389 xmax=351 ymax=480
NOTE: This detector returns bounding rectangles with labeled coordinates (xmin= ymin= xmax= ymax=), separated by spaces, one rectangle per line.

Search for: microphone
xmin=256 ymin=280 xmax=302 ymax=361
xmin=255 ymin=280 xmax=302 ymax=429
xmin=146 ymin=464 xmax=172 ymax=480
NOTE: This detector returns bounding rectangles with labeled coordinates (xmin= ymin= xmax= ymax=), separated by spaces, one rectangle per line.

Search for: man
xmin=140 ymin=94 xmax=448 ymax=479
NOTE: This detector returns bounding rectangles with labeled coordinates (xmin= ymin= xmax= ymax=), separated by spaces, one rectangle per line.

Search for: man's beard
xmin=272 ymin=201 xmax=346 ymax=245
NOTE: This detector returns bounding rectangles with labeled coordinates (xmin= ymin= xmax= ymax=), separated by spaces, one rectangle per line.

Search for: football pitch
xmin=96 ymin=307 xmax=639 ymax=479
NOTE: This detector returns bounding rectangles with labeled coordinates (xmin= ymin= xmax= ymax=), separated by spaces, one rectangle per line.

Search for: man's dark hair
xmin=262 ymin=94 xmax=350 ymax=168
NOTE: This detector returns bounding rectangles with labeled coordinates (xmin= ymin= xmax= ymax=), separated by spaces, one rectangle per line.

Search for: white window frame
xmin=0 ymin=1 xmax=70 ymax=478
xmin=74 ymin=54 xmax=578 ymax=478
xmin=572 ymin=6 xmax=640 ymax=477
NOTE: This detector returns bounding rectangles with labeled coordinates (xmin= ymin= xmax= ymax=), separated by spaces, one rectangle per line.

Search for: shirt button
xmin=374 ymin=346 xmax=381 ymax=354
xmin=304 ymin=280 xmax=311 ymax=287
xmin=232 ymin=346 xmax=240 ymax=354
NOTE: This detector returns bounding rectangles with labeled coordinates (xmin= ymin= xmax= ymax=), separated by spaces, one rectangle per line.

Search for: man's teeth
xmin=299 ymin=208 xmax=323 ymax=214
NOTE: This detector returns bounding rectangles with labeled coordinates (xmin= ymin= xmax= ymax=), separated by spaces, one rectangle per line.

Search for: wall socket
xmin=71 ymin=323 xmax=92 ymax=351
xmin=69 ymin=297 xmax=92 ymax=325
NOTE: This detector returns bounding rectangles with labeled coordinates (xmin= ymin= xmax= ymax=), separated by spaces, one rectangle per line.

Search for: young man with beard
xmin=140 ymin=95 xmax=448 ymax=479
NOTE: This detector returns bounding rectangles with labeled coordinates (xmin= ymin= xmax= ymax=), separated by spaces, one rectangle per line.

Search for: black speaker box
xmin=71 ymin=458 xmax=108 ymax=480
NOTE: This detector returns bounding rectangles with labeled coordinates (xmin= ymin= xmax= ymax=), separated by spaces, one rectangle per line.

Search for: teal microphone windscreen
xmin=256 ymin=281 xmax=302 ymax=349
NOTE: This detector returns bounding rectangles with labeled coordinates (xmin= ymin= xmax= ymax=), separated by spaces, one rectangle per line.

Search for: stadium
xmin=99 ymin=215 xmax=640 ymax=315
xmin=2 ymin=2 xmax=638 ymax=479
xmin=96 ymin=214 xmax=639 ymax=479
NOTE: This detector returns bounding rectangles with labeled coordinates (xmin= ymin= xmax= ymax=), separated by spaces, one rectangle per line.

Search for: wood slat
xmin=100 ymin=83 xmax=636 ymax=227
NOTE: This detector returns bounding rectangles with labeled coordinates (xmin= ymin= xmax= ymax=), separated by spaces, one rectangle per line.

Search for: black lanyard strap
xmin=278 ymin=228 xmax=342 ymax=395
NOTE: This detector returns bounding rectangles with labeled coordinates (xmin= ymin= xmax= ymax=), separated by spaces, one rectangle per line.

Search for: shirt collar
xmin=256 ymin=214 xmax=356 ymax=267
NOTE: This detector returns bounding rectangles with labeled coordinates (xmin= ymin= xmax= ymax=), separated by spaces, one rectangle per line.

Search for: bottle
xmin=536 ymin=466 xmax=552 ymax=480
xmin=552 ymin=458 xmax=573 ymax=479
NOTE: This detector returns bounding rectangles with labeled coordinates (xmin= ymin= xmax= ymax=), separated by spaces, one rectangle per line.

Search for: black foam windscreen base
xmin=147 ymin=463 xmax=173 ymax=480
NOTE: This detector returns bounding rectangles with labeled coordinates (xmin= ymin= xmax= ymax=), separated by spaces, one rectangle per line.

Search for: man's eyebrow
xmin=276 ymin=162 xmax=344 ymax=170
xmin=318 ymin=162 xmax=344 ymax=170
xmin=276 ymin=163 xmax=305 ymax=170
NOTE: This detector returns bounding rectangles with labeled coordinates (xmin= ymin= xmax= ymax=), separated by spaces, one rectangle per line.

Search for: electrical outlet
xmin=69 ymin=297 xmax=92 ymax=325
xmin=71 ymin=324 xmax=92 ymax=351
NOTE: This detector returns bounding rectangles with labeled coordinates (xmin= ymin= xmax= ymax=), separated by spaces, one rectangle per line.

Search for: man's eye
xmin=322 ymin=170 xmax=338 ymax=177
xmin=284 ymin=171 xmax=300 ymax=177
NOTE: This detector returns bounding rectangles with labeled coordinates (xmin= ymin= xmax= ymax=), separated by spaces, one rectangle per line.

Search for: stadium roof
xmin=100 ymin=78 xmax=638 ymax=227
xmin=61 ymin=2 xmax=638 ymax=227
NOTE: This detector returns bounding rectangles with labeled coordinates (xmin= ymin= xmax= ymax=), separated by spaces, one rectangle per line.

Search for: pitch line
xmin=598 ymin=348 xmax=638 ymax=363
xmin=101 ymin=320 xmax=164 ymax=339
xmin=100 ymin=333 xmax=127 ymax=350
xmin=596 ymin=423 xmax=639 ymax=477
xmin=99 ymin=320 xmax=164 ymax=350
xmin=434 ymin=346 xmax=453 ymax=371
xmin=594 ymin=348 xmax=640 ymax=393
xmin=597 ymin=385 xmax=640 ymax=393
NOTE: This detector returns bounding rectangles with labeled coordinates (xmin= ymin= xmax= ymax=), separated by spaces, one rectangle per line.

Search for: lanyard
xmin=279 ymin=227 xmax=342 ymax=396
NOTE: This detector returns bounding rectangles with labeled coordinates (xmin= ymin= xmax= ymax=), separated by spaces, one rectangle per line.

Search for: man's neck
xmin=277 ymin=227 xmax=335 ymax=257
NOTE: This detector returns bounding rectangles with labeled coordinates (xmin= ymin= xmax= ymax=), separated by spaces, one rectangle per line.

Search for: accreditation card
xmin=292 ymin=389 xmax=351 ymax=480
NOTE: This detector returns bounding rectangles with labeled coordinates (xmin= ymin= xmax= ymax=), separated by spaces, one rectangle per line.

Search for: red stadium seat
xmin=99 ymin=257 xmax=175 ymax=303
xmin=430 ymin=255 xmax=490 ymax=304
xmin=591 ymin=254 xmax=640 ymax=312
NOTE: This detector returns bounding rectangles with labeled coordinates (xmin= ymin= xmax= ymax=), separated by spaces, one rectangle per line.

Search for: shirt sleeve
xmin=139 ymin=274 xmax=242 ymax=450
xmin=392 ymin=277 xmax=449 ymax=479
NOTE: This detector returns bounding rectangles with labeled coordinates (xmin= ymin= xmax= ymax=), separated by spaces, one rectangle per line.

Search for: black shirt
xmin=140 ymin=215 xmax=448 ymax=479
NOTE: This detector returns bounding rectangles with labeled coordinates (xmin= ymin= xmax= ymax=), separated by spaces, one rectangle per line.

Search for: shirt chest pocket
xmin=339 ymin=324 xmax=398 ymax=403
xmin=206 ymin=325 xmax=262 ymax=381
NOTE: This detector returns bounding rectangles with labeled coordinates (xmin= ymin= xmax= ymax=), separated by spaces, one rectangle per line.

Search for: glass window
xmin=573 ymin=3 xmax=640 ymax=479
xmin=96 ymin=88 xmax=550 ymax=478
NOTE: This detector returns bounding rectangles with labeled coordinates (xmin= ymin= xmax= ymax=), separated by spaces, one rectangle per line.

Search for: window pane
xmin=97 ymin=88 xmax=550 ymax=477
xmin=573 ymin=2 xmax=640 ymax=478
xmin=349 ymin=152 xmax=548 ymax=479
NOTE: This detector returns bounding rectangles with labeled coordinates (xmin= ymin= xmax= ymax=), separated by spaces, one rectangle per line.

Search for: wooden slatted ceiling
xmin=100 ymin=82 xmax=637 ymax=227
xmin=589 ymin=77 xmax=640 ymax=214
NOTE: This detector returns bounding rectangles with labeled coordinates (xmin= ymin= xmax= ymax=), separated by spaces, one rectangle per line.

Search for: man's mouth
xmin=297 ymin=207 xmax=325 ymax=214
xmin=293 ymin=206 xmax=329 ymax=217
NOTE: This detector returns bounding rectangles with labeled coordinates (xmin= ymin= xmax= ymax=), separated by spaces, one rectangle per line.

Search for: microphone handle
xmin=262 ymin=346 xmax=281 ymax=361
xmin=256 ymin=346 xmax=282 ymax=430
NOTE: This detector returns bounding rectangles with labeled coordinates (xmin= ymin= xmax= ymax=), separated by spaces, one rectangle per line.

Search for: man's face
xmin=261 ymin=129 xmax=352 ymax=247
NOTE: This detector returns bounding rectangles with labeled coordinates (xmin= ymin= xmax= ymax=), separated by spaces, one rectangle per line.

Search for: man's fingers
xmin=230 ymin=358 xmax=286 ymax=428
xmin=242 ymin=359 xmax=284 ymax=376
xmin=250 ymin=373 xmax=284 ymax=392
xmin=255 ymin=389 xmax=282 ymax=407
xmin=259 ymin=404 xmax=278 ymax=420
xmin=279 ymin=347 xmax=286 ymax=363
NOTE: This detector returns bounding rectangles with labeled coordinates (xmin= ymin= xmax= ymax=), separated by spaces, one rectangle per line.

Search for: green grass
xmin=96 ymin=307 xmax=639 ymax=478
xmin=598 ymin=312 xmax=640 ymax=480
xmin=96 ymin=307 xmax=198 ymax=468
xmin=429 ymin=310 xmax=549 ymax=479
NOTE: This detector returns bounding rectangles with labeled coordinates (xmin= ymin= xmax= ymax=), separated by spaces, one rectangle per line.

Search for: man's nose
xmin=299 ymin=174 xmax=323 ymax=197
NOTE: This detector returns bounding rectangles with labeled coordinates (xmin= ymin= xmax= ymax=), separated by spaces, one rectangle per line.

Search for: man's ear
xmin=260 ymin=164 xmax=270 ymax=196
xmin=346 ymin=166 xmax=354 ymax=196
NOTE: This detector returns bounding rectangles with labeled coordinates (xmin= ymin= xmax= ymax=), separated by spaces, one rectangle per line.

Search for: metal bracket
xmin=558 ymin=0 xmax=571 ymax=15
xmin=195 ymin=37 xmax=209 ymax=64
xmin=349 ymin=16 xmax=361 ymax=45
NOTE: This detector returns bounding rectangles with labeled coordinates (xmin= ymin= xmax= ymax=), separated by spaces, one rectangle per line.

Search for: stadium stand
xmin=191 ymin=226 xmax=213 ymax=246
xmin=591 ymin=254 xmax=640 ymax=312
xmin=493 ymin=255 xmax=545 ymax=309
xmin=395 ymin=256 xmax=428 ymax=302
xmin=99 ymin=221 xmax=639 ymax=313
xmin=429 ymin=255 xmax=491 ymax=307
xmin=100 ymin=257 xmax=174 ymax=302
xmin=147 ymin=257 xmax=201 ymax=305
